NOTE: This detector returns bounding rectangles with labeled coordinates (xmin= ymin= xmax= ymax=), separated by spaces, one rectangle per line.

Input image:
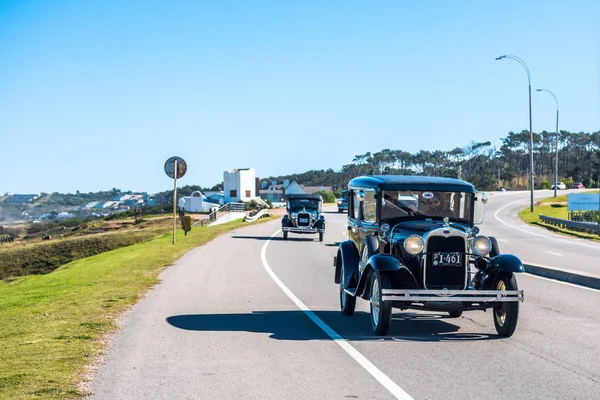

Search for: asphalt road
xmin=483 ymin=189 xmax=600 ymax=276
xmin=92 ymin=193 xmax=600 ymax=400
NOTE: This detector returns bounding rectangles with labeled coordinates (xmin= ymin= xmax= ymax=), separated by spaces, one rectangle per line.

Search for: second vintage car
xmin=337 ymin=190 xmax=349 ymax=213
xmin=282 ymin=194 xmax=326 ymax=241
xmin=334 ymin=175 xmax=525 ymax=337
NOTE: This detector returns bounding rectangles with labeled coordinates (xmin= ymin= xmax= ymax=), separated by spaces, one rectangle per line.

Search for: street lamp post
xmin=496 ymin=54 xmax=534 ymax=212
xmin=536 ymin=89 xmax=559 ymax=198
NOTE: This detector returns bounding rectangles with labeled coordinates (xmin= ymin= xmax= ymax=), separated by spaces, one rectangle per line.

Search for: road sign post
xmin=164 ymin=156 xmax=187 ymax=245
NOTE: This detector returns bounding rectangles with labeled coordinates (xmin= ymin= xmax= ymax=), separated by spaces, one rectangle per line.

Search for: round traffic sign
xmin=164 ymin=156 xmax=187 ymax=179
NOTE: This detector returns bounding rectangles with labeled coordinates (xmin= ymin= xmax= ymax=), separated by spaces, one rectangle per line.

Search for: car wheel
xmin=319 ymin=232 xmax=324 ymax=242
xmin=339 ymin=267 xmax=356 ymax=316
xmin=489 ymin=236 xmax=500 ymax=257
xmin=448 ymin=311 xmax=463 ymax=318
xmin=370 ymin=272 xmax=392 ymax=335
xmin=493 ymin=272 xmax=519 ymax=337
xmin=283 ymin=231 xmax=288 ymax=240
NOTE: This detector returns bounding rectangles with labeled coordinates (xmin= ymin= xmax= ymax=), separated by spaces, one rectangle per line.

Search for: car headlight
xmin=291 ymin=212 xmax=297 ymax=218
xmin=337 ymin=200 xmax=342 ymax=205
xmin=404 ymin=235 xmax=424 ymax=255
xmin=472 ymin=235 xmax=492 ymax=256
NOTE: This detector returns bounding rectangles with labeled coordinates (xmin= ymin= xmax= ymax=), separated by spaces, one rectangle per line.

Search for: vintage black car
xmin=334 ymin=175 xmax=524 ymax=337
xmin=282 ymin=194 xmax=326 ymax=241
xmin=337 ymin=190 xmax=349 ymax=213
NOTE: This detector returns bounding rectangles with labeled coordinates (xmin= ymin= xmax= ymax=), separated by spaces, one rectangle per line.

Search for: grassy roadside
xmin=0 ymin=216 xmax=277 ymax=399
xmin=518 ymin=191 xmax=600 ymax=242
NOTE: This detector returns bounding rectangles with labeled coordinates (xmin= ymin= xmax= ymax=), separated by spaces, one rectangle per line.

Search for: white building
xmin=223 ymin=168 xmax=256 ymax=203
xmin=178 ymin=191 xmax=221 ymax=212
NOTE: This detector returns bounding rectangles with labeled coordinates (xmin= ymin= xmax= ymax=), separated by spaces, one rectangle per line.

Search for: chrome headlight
xmin=291 ymin=212 xmax=297 ymax=219
xmin=337 ymin=200 xmax=342 ymax=205
xmin=472 ymin=235 xmax=492 ymax=256
xmin=404 ymin=235 xmax=424 ymax=255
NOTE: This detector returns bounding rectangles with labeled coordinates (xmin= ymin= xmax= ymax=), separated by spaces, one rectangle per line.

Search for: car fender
xmin=314 ymin=218 xmax=325 ymax=230
xmin=489 ymin=254 xmax=525 ymax=273
xmin=281 ymin=215 xmax=291 ymax=227
xmin=479 ymin=254 xmax=524 ymax=289
xmin=356 ymin=254 xmax=419 ymax=298
xmin=335 ymin=240 xmax=360 ymax=288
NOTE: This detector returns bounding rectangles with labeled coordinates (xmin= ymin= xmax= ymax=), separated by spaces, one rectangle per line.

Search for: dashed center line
xmin=545 ymin=251 xmax=563 ymax=256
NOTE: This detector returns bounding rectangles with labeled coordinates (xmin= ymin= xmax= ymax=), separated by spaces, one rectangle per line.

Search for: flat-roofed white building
xmin=223 ymin=168 xmax=256 ymax=203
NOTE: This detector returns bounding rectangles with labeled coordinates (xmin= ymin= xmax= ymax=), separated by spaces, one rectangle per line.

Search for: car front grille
xmin=424 ymin=235 xmax=467 ymax=290
xmin=297 ymin=212 xmax=311 ymax=227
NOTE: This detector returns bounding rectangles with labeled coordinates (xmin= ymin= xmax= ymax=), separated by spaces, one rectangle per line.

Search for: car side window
xmin=361 ymin=190 xmax=376 ymax=223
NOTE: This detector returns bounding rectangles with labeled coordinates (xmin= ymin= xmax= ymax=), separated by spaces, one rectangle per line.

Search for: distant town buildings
xmin=5 ymin=194 xmax=39 ymax=203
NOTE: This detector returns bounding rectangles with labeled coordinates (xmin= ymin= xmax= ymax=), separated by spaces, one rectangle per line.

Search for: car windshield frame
xmin=287 ymin=198 xmax=321 ymax=212
xmin=380 ymin=189 xmax=473 ymax=223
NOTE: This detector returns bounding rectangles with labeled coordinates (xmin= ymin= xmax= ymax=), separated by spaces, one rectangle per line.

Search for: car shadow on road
xmin=324 ymin=242 xmax=340 ymax=247
xmin=166 ymin=310 xmax=501 ymax=342
xmin=231 ymin=235 xmax=317 ymax=242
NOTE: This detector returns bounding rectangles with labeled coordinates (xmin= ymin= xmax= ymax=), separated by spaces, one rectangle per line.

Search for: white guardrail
xmin=539 ymin=214 xmax=600 ymax=234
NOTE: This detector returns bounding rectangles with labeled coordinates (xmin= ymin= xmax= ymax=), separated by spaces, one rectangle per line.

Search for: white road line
xmin=342 ymin=230 xmax=347 ymax=236
xmin=498 ymin=239 xmax=508 ymax=243
xmin=261 ymin=230 xmax=414 ymax=400
xmin=545 ymin=251 xmax=563 ymax=256
xmin=523 ymin=273 xmax=600 ymax=293
xmin=493 ymin=199 xmax=600 ymax=250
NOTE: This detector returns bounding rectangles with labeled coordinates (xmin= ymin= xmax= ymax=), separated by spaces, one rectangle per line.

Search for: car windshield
xmin=381 ymin=190 xmax=473 ymax=223
xmin=341 ymin=191 xmax=348 ymax=200
xmin=288 ymin=199 xmax=320 ymax=211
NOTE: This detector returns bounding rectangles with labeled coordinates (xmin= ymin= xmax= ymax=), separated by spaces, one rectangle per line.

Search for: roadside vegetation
xmin=518 ymin=190 xmax=600 ymax=242
xmin=0 ymin=216 xmax=277 ymax=399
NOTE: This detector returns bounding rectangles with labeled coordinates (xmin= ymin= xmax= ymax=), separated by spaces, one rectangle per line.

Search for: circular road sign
xmin=164 ymin=156 xmax=187 ymax=179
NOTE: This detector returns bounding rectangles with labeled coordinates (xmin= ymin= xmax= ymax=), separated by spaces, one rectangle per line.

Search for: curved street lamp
xmin=496 ymin=54 xmax=534 ymax=212
xmin=536 ymin=89 xmax=559 ymax=198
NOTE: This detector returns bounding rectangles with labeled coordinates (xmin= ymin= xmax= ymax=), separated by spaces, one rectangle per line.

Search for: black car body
xmin=337 ymin=190 xmax=349 ymax=213
xmin=282 ymin=194 xmax=326 ymax=241
xmin=334 ymin=175 xmax=524 ymax=336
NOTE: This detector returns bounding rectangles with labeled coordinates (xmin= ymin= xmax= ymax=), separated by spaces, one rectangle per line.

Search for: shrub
xmin=541 ymin=179 xmax=551 ymax=190
xmin=314 ymin=190 xmax=336 ymax=203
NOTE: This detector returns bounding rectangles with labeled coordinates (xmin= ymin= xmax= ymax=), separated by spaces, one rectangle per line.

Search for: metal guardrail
xmin=539 ymin=214 xmax=600 ymax=234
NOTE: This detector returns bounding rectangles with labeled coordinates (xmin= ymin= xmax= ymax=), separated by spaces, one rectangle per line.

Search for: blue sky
xmin=1 ymin=0 xmax=598 ymax=194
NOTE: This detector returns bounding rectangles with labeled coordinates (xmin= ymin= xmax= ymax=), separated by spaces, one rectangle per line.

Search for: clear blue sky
xmin=1 ymin=0 xmax=598 ymax=194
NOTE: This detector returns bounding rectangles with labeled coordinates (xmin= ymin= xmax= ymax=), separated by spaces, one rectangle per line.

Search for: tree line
xmin=264 ymin=130 xmax=600 ymax=191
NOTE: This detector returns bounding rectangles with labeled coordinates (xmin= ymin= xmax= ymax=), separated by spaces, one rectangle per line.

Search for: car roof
xmin=348 ymin=175 xmax=476 ymax=193
xmin=286 ymin=194 xmax=322 ymax=200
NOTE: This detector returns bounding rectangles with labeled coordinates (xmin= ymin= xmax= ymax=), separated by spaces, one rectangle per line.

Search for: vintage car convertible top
xmin=334 ymin=175 xmax=524 ymax=336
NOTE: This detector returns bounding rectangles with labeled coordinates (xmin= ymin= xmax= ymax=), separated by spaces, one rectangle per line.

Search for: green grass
xmin=0 ymin=216 xmax=276 ymax=399
xmin=518 ymin=190 xmax=600 ymax=241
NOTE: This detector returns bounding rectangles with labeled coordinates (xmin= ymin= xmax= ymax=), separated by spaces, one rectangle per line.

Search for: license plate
xmin=433 ymin=252 xmax=462 ymax=266
xmin=299 ymin=218 xmax=309 ymax=223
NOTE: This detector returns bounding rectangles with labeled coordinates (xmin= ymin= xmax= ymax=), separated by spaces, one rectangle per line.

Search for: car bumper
xmin=381 ymin=289 xmax=524 ymax=303
xmin=282 ymin=227 xmax=325 ymax=234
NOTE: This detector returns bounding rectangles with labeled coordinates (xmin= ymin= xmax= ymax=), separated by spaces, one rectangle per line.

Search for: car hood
xmin=390 ymin=220 xmax=470 ymax=238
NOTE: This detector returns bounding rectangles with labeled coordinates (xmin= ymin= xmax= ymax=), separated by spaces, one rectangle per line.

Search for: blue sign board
xmin=567 ymin=193 xmax=600 ymax=211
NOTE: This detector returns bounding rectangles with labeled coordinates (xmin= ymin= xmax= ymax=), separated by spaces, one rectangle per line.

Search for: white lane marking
xmin=498 ymin=239 xmax=508 ymax=243
xmin=342 ymin=230 xmax=347 ymax=236
xmin=261 ymin=230 xmax=414 ymax=400
xmin=545 ymin=251 xmax=563 ymax=257
xmin=493 ymin=199 xmax=600 ymax=250
xmin=523 ymin=273 xmax=600 ymax=293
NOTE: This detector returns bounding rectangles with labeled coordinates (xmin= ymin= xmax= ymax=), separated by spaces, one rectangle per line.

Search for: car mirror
xmin=473 ymin=192 xmax=486 ymax=224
